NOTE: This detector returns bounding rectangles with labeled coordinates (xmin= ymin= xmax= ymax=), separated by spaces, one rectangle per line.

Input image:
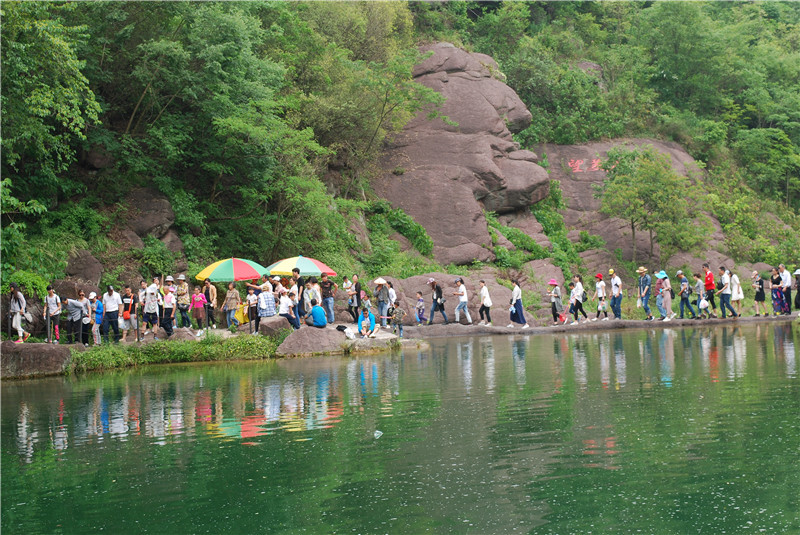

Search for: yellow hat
xmin=608 ymin=268 xmax=615 ymax=275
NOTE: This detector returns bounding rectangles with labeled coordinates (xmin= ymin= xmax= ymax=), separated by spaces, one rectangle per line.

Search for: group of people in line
xmin=545 ymin=263 xmax=800 ymax=325
xmin=6 ymin=262 xmax=800 ymax=345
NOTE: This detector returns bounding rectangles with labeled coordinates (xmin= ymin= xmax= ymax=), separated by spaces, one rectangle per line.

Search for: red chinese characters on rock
xmin=567 ymin=157 xmax=606 ymax=174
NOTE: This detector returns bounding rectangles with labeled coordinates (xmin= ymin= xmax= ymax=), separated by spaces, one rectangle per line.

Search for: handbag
xmin=23 ymin=311 xmax=33 ymax=323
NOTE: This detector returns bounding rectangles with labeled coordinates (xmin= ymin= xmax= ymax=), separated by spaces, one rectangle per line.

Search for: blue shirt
xmin=94 ymin=300 xmax=104 ymax=323
xmin=358 ymin=312 xmax=375 ymax=333
xmin=309 ymin=305 xmax=327 ymax=327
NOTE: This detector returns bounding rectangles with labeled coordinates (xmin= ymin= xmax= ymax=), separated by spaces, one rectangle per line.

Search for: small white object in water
xmin=374 ymin=430 xmax=383 ymax=439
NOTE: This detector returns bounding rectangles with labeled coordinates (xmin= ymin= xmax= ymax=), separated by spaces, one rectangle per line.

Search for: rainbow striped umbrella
xmin=194 ymin=258 xmax=269 ymax=282
xmin=265 ymin=255 xmax=337 ymax=277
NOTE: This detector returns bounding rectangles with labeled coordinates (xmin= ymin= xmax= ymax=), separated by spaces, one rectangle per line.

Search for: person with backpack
xmin=676 ymin=270 xmax=697 ymax=319
xmin=43 ymin=285 xmax=62 ymax=344
xmin=636 ymin=267 xmax=654 ymax=321
xmin=569 ymin=275 xmax=588 ymax=325
xmin=8 ymin=282 xmax=31 ymax=343
xmin=426 ymin=278 xmax=449 ymax=325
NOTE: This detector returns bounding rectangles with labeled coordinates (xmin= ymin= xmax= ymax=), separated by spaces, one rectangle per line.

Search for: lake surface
xmin=2 ymin=323 xmax=799 ymax=534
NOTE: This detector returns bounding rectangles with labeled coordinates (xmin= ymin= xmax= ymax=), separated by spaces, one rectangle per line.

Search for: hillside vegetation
xmin=2 ymin=1 xmax=799 ymax=295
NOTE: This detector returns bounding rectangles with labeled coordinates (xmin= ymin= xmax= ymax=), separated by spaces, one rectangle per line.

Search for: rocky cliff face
xmin=374 ymin=43 xmax=550 ymax=265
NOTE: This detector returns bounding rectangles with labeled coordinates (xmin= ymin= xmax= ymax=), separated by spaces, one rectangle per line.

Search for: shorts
xmin=121 ymin=317 xmax=138 ymax=330
xmin=143 ymin=312 xmax=159 ymax=326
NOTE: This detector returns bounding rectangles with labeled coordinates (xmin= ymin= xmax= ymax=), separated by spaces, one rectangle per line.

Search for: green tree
xmin=0 ymin=2 xmax=101 ymax=204
xmin=733 ymin=128 xmax=800 ymax=210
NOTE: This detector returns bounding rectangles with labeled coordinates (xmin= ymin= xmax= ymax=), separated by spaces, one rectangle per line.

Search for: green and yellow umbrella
xmin=265 ymin=255 xmax=337 ymax=277
xmin=194 ymin=258 xmax=269 ymax=282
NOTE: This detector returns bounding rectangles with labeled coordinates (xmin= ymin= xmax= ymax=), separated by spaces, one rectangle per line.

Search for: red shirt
xmin=704 ymin=270 xmax=715 ymax=291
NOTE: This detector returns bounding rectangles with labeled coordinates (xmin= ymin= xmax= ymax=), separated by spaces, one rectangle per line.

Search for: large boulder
xmin=275 ymin=326 xmax=348 ymax=357
xmin=125 ymin=188 xmax=175 ymax=239
xmin=66 ymin=249 xmax=104 ymax=286
xmin=534 ymin=139 xmax=710 ymax=265
xmin=1 ymin=341 xmax=77 ymax=379
xmin=258 ymin=315 xmax=293 ymax=337
xmin=375 ymin=43 xmax=551 ymax=265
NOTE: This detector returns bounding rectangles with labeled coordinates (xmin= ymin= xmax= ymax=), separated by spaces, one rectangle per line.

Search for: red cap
xmin=595 ymin=273 xmax=603 ymax=279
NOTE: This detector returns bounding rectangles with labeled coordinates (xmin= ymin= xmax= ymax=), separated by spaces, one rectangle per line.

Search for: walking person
xmin=7 ymin=283 xmax=31 ymax=343
xmin=119 ymin=285 xmax=139 ymax=342
xmin=143 ymin=280 xmax=161 ymax=339
xmin=770 ymin=267 xmax=789 ymax=315
xmin=702 ymin=263 xmax=719 ymax=318
xmin=609 ymin=268 xmax=623 ymax=320
xmin=64 ymin=291 xmax=89 ymax=345
xmin=547 ymin=278 xmax=564 ymax=325
xmin=414 ymin=291 xmax=427 ymax=326
xmin=374 ymin=278 xmax=390 ymax=328
xmin=636 ymin=267 xmax=654 ymax=321
xmin=453 ymin=278 xmax=473 ymax=325
xmin=319 ymin=273 xmax=338 ymax=324
xmin=191 ymin=286 xmax=208 ymax=334
xmin=223 ymin=282 xmax=241 ymax=328
xmin=693 ymin=273 xmax=709 ymax=319
xmin=43 ymin=285 xmax=62 ymax=344
xmin=730 ymin=270 xmax=744 ymax=317
xmin=175 ymin=274 xmax=192 ymax=328
xmin=778 ymin=264 xmax=792 ymax=315
xmin=347 ymin=274 xmax=362 ymax=323
xmin=478 ymin=280 xmax=492 ymax=326
xmin=89 ymin=292 xmax=103 ymax=345
xmin=203 ymin=279 xmax=218 ymax=329
xmin=508 ymin=279 xmax=529 ymax=329
xmin=427 ymin=278 xmax=449 ymax=325
xmin=569 ymin=275 xmax=588 ymax=325
xmin=658 ymin=270 xmax=675 ymax=320
xmin=676 ymin=270 xmax=696 ymax=319
xmin=591 ymin=273 xmax=608 ymax=321
xmin=752 ymin=271 xmax=767 ymax=317
xmin=716 ymin=266 xmax=739 ymax=319
xmin=101 ymin=285 xmax=122 ymax=343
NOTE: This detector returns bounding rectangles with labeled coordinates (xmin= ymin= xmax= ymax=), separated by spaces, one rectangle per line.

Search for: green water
xmin=2 ymin=323 xmax=799 ymax=534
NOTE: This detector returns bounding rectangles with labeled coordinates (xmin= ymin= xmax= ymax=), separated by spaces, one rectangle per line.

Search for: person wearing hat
xmin=751 ymin=270 xmax=767 ymax=317
xmin=374 ymin=278 xmax=390 ymax=328
xmin=161 ymin=284 xmax=176 ymax=337
xmin=653 ymin=270 xmax=674 ymax=321
xmin=546 ymin=279 xmax=564 ymax=325
xmin=426 ymin=278 xmax=449 ymax=325
xmin=676 ymin=270 xmax=697 ymax=320
xmin=452 ymin=278 xmax=473 ymax=325
xmin=101 ymin=285 xmax=123 ymax=343
xmin=591 ymin=273 xmax=609 ymax=321
xmin=636 ymin=267 xmax=654 ymax=321
xmin=270 ymin=276 xmax=285 ymax=298
xmin=175 ymin=274 xmax=192 ymax=328
xmin=89 ymin=291 xmax=103 ymax=345
xmin=8 ymin=282 xmax=31 ymax=343
xmin=609 ymin=268 xmax=623 ymax=320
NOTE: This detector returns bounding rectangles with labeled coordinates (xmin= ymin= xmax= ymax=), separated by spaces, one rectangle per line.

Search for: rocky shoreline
xmin=2 ymin=314 xmax=796 ymax=380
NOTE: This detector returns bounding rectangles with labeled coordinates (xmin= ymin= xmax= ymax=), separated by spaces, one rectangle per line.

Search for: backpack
xmin=582 ymin=290 xmax=587 ymax=302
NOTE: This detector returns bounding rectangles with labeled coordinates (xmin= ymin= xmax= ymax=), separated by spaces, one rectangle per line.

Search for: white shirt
xmin=595 ymin=280 xmax=606 ymax=298
xmin=145 ymin=284 xmax=160 ymax=313
xmin=164 ymin=292 xmax=175 ymax=308
xmin=480 ymin=286 xmax=492 ymax=307
xmin=721 ymin=273 xmax=731 ymax=295
xmin=102 ymin=291 xmax=122 ymax=312
xmin=388 ymin=287 xmax=397 ymax=304
xmin=279 ymin=295 xmax=293 ymax=315
xmin=457 ymin=284 xmax=468 ymax=302
xmin=611 ymin=275 xmax=621 ymax=296
xmin=511 ymin=285 xmax=522 ymax=304
xmin=731 ymin=274 xmax=743 ymax=300
xmin=780 ymin=269 xmax=791 ymax=289
xmin=572 ymin=282 xmax=584 ymax=302
xmin=247 ymin=293 xmax=258 ymax=306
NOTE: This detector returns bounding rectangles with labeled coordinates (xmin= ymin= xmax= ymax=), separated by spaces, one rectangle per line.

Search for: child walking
xmin=414 ymin=291 xmax=426 ymax=326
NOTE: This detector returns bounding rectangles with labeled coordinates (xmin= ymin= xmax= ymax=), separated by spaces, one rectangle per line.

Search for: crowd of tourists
xmin=6 ymin=262 xmax=800 ymax=345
